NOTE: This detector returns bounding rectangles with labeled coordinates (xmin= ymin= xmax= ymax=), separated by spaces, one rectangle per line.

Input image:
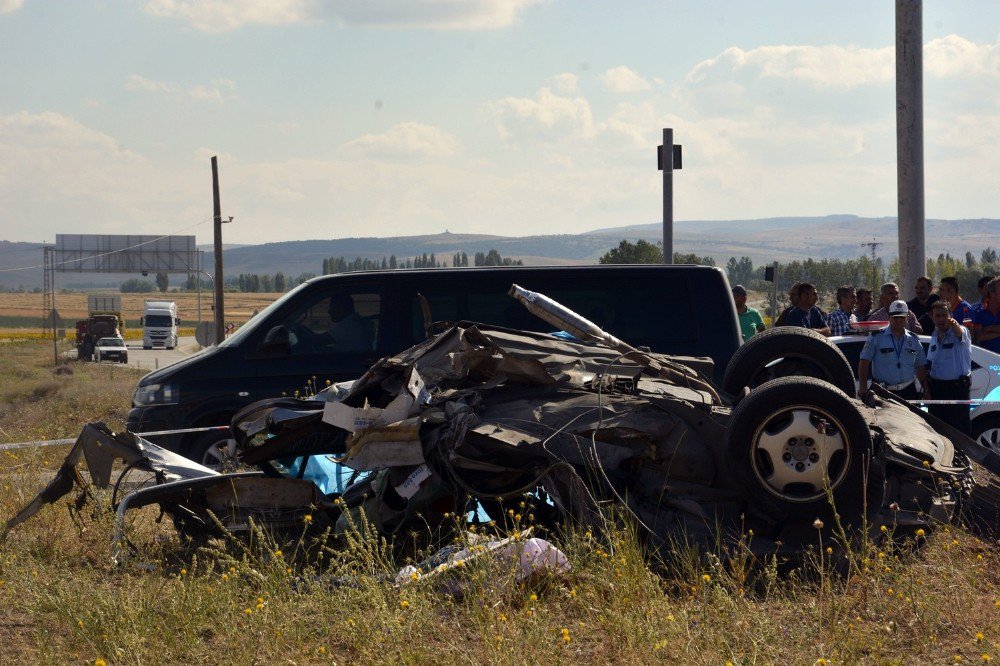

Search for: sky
xmin=0 ymin=0 xmax=998 ymax=246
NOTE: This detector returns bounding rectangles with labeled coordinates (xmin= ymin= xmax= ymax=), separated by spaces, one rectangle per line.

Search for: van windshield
xmin=144 ymin=314 xmax=173 ymax=327
xmin=219 ymin=281 xmax=312 ymax=348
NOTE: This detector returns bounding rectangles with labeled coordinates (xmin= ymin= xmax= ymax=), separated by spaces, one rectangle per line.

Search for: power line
xmin=0 ymin=217 xmax=213 ymax=273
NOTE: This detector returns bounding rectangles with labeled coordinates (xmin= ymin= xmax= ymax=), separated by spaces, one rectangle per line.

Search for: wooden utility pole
xmin=212 ymin=156 xmax=225 ymax=345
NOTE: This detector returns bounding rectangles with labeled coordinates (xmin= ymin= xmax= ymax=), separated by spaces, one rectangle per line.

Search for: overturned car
xmin=6 ymin=286 xmax=998 ymax=561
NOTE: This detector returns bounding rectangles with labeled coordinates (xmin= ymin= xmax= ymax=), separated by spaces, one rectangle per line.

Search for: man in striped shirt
xmin=827 ymin=286 xmax=858 ymax=336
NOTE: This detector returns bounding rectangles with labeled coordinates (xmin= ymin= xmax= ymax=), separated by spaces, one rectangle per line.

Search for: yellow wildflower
xmin=400 ymin=599 xmax=410 ymax=609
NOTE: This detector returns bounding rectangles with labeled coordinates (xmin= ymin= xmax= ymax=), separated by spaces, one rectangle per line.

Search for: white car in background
xmin=93 ymin=337 xmax=128 ymax=364
xmin=830 ymin=333 xmax=1000 ymax=450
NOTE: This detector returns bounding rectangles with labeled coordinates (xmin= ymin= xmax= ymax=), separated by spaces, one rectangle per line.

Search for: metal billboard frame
xmin=53 ymin=234 xmax=198 ymax=274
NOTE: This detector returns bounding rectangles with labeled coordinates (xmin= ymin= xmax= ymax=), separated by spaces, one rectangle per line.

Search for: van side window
xmin=281 ymin=291 xmax=380 ymax=354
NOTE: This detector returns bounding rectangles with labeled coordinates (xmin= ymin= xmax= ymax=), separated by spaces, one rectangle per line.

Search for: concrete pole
xmin=662 ymin=128 xmax=674 ymax=265
xmin=212 ymin=156 xmax=225 ymax=345
xmin=896 ymin=0 xmax=925 ymax=300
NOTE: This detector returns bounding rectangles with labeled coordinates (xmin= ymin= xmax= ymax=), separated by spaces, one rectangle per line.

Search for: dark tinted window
xmin=404 ymin=274 xmax=694 ymax=352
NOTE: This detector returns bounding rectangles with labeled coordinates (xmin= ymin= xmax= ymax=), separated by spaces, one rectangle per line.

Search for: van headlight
xmin=132 ymin=383 xmax=179 ymax=406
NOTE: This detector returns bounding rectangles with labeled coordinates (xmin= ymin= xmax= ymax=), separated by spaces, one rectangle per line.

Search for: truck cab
xmin=141 ymin=300 xmax=180 ymax=349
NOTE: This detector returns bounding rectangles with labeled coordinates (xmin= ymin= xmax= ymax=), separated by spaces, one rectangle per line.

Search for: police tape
xmin=913 ymin=400 xmax=1000 ymax=405
xmin=0 ymin=425 xmax=231 ymax=453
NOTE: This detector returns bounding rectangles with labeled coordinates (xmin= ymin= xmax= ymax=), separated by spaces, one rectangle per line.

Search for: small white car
xmin=93 ymin=337 xmax=128 ymax=364
xmin=831 ymin=333 xmax=1000 ymax=450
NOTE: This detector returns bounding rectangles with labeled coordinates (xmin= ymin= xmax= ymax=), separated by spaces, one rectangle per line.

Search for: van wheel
xmin=722 ymin=327 xmax=855 ymax=396
xmin=725 ymin=376 xmax=879 ymax=528
xmin=187 ymin=431 xmax=239 ymax=471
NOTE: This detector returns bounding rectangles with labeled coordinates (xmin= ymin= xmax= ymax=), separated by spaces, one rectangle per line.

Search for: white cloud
xmin=142 ymin=0 xmax=545 ymax=33
xmin=0 ymin=111 xmax=199 ymax=241
xmin=125 ymin=74 xmax=238 ymax=103
xmin=0 ymin=0 xmax=24 ymax=15
xmin=125 ymin=74 xmax=180 ymax=95
xmin=343 ymin=122 xmax=458 ymax=159
xmin=926 ymin=35 xmax=1000 ymax=78
xmin=488 ymin=87 xmax=595 ymax=141
xmin=685 ymin=44 xmax=895 ymax=91
xmin=600 ymin=66 xmax=651 ymax=93
xmin=549 ymin=72 xmax=579 ymax=94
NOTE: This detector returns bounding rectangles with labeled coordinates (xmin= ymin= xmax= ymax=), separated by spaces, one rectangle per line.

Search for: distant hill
xmin=2 ymin=216 xmax=997 ymax=290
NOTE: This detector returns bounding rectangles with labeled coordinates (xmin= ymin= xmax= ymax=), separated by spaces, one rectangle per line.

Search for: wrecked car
xmin=5 ymin=285 xmax=998 ymax=563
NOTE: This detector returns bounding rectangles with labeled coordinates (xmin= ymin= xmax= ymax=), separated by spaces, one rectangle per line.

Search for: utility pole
xmin=861 ymin=240 xmax=883 ymax=291
xmin=212 ymin=156 xmax=225 ymax=345
xmin=896 ymin=0 xmax=925 ymax=300
xmin=658 ymin=129 xmax=682 ymax=265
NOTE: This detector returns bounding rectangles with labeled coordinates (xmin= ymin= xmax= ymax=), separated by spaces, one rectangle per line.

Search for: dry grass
xmin=0 ymin=341 xmax=997 ymax=664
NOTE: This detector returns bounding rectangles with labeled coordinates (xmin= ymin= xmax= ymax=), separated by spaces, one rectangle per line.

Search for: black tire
xmin=725 ymin=376 xmax=878 ymax=527
xmin=972 ymin=413 xmax=1000 ymax=451
xmin=143 ymin=345 xmax=151 ymax=350
xmin=723 ymin=327 xmax=855 ymax=396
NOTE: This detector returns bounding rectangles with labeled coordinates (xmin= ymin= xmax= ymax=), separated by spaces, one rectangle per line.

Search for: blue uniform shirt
xmin=860 ymin=327 xmax=926 ymax=385
xmin=927 ymin=326 xmax=972 ymax=380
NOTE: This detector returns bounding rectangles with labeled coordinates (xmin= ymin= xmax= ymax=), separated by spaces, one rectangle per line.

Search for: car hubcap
xmin=752 ymin=406 xmax=850 ymax=502
xmin=201 ymin=438 xmax=239 ymax=471
xmin=977 ymin=426 xmax=1000 ymax=451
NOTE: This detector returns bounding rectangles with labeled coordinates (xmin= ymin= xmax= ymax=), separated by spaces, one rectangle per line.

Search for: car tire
xmin=722 ymin=327 xmax=856 ymax=396
xmin=186 ymin=430 xmax=239 ymax=471
xmin=143 ymin=345 xmax=151 ymax=350
xmin=725 ymin=376 xmax=879 ymax=528
xmin=972 ymin=414 xmax=1000 ymax=451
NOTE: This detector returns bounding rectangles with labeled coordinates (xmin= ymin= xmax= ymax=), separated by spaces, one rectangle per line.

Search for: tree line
xmin=321 ymin=249 xmax=522 ymax=275
xmin=120 ymin=271 xmax=317 ymax=294
xmin=600 ymin=239 xmax=1000 ymax=304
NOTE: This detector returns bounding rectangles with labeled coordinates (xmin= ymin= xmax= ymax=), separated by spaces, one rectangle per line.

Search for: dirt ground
xmin=0 ymin=291 xmax=283 ymax=325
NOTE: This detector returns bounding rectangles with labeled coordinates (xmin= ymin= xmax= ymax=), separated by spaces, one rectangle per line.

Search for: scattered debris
xmin=5 ymin=286 xmax=998 ymax=569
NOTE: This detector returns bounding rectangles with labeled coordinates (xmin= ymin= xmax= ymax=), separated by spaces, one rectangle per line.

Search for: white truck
xmin=141 ymin=300 xmax=179 ymax=349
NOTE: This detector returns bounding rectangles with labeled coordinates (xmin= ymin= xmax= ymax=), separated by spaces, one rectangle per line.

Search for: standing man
xmin=854 ymin=288 xmax=873 ymax=321
xmin=971 ymin=275 xmax=995 ymax=313
xmin=926 ymin=300 xmax=973 ymax=436
xmin=775 ymin=282 xmax=800 ymax=327
xmin=827 ymin=286 xmax=858 ymax=336
xmin=732 ymin=284 xmax=765 ymax=343
xmin=972 ymin=277 xmax=1000 ymax=353
xmin=783 ymin=283 xmax=830 ymax=336
xmin=857 ymin=300 xmax=927 ymax=401
xmin=868 ymin=282 xmax=921 ymax=333
xmin=938 ymin=276 xmax=974 ymax=324
xmin=907 ymin=276 xmax=939 ymax=333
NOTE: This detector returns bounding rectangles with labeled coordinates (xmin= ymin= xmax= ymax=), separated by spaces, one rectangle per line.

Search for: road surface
xmin=70 ymin=336 xmax=204 ymax=372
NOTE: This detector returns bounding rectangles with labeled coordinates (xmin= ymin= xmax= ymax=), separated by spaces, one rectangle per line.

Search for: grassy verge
xmin=0 ymin=342 xmax=997 ymax=664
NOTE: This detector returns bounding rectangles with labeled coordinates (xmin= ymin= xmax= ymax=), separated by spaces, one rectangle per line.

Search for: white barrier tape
xmin=910 ymin=400 xmax=1000 ymax=405
xmin=0 ymin=425 xmax=230 ymax=453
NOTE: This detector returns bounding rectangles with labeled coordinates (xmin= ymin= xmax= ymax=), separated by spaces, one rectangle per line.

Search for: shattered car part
xmin=6 ymin=286 xmax=998 ymax=563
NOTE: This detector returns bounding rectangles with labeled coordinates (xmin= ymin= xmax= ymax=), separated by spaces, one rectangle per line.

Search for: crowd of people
xmin=732 ymin=275 xmax=1000 ymax=436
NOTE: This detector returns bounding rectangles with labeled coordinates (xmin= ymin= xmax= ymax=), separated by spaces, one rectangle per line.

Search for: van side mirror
xmin=260 ymin=325 xmax=292 ymax=357
xmin=175 ymin=317 xmax=181 ymax=325
xmin=139 ymin=316 xmax=144 ymax=326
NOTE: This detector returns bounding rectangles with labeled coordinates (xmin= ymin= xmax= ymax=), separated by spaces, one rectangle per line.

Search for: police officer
xmin=926 ymin=300 xmax=973 ymax=436
xmin=857 ymin=300 xmax=927 ymax=401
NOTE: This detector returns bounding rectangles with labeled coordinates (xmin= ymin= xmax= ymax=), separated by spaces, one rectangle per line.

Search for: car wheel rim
xmin=976 ymin=426 xmax=1000 ymax=451
xmin=201 ymin=438 xmax=238 ymax=471
xmin=751 ymin=405 xmax=851 ymax=502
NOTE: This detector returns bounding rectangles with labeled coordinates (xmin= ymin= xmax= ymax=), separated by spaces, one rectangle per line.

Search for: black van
xmin=127 ymin=265 xmax=740 ymax=463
